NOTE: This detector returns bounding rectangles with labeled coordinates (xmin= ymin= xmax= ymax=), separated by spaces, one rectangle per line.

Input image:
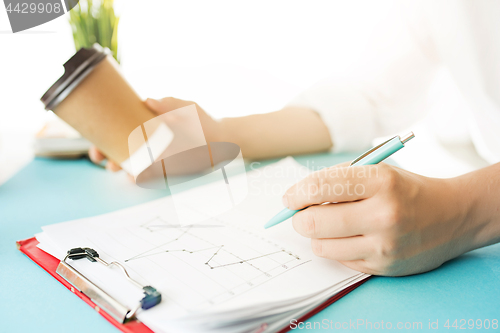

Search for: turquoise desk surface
xmin=1 ymin=154 xmax=500 ymax=333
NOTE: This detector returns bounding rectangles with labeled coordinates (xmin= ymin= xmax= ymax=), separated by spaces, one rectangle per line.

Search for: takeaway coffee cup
xmin=41 ymin=45 xmax=249 ymax=225
xmin=41 ymin=44 xmax=172 ymax=174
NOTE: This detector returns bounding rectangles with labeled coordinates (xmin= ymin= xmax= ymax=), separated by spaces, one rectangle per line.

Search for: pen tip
xmin=263 ymin=220 xmax=274 ymax=229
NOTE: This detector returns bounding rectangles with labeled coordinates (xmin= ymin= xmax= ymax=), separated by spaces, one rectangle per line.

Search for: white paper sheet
xmin=36 ymin=157 xmax=369 ymax=332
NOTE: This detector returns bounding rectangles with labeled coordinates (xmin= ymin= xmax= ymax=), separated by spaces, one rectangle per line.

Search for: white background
xmin=0 ymin=0 xmax=489 ymax=184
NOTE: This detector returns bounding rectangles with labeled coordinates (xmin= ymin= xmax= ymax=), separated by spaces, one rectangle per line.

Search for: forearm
xmin=458 ymin=163 xmax=500 ymax=249
xmin=218 ymin=107 xmax=332 ymax=160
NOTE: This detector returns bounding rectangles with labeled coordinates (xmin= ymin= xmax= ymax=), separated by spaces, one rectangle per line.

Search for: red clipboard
xmin=17 ymin=237 xmax=369 ymax=333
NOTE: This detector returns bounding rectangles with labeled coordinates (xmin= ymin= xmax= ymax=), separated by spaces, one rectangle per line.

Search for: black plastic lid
xmin=41 ymin=44 xmax=110 ymax=111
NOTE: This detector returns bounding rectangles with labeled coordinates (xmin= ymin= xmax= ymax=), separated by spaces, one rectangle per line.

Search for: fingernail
xmin=106 ymin=161 xmax=121 ymax=172
xmin=88 ymin=148 xmax=96 ymax=162
xmin=282 ymin=195 xmax=288 ymax=208
xmin=145 ymin=98 xmax=159 ymax=108
xmin=147 ymin=98 xmax=159 ymax=105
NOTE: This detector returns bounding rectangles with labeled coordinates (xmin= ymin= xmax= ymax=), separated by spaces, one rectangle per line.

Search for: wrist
xmin=453 ymin=171 xmax=500 ymax=250
xmin=217 ymin=117 xmax=251 ymax=157
xmin=204 ymin=116 xmax=229 ymax=144
xmin=414 ymin=174 xmax=478 ymax=261
xmin=216 ymin=118 xmax=232 ymax=143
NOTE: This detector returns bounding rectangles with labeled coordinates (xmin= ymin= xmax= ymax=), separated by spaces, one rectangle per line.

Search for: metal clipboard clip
xmin=56 ymin=247 xmax=161 ymax=323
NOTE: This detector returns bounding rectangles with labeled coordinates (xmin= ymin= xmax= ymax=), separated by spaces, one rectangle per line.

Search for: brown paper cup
xmin=41 ymin=44 xmax=171 ymax=173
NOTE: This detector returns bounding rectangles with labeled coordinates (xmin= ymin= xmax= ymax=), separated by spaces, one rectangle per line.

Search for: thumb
xmin=145 ymin=97 xmax=195 ymax=115
xmin=145 ymin=98 xmax=164 ymax=115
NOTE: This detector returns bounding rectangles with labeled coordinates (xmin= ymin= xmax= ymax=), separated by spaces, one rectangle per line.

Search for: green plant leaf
xmin=68 ymin=0 xmax=119 ymax=62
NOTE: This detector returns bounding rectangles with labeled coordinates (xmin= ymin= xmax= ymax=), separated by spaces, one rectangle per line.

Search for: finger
xmin=292 ymin=200 xmax=374 ymax=239
xmin=145 ymin=97 xmax=195 ymax=115
xmin=337 ymin=260 xmax=373 ymax=274
xmin=127 ymin=174 xmax=136 ymax=183
xmin=88 ymin=146 xmax=106 ymax=164
xmin=144 ymin=98 xmax=164 ymax=114
xmin=283 ymin=164 xmax=386 ymax=209
xmin=105 ymin=160 xmax=122 ymax=172
xmin=310 ymin=237 xmax=371 ymax=261
xmin=332 ymin=161 xmax=351 ymax=168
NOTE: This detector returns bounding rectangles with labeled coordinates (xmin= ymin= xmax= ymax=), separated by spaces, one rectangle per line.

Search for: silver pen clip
xmin=349 ymin=132 xmax=414 ymax=166
xmin=349 ymin=136 xmax=397 ymax=166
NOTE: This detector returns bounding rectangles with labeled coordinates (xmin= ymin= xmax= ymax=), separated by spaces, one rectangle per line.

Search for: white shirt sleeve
xmin=288 ymin=0 xmax=500 ymax=164
xmin=287 ymin=1 xmax=439 ymax=153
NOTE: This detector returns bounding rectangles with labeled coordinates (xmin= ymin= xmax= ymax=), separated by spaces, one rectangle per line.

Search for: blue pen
xmin=264 ymin=132 xmax=415 ymax=229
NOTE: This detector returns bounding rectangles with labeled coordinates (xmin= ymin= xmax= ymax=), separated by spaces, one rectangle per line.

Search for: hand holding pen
xmin=262 ymin=132 xmax=473 ymax=276
xmin=265 ymin=132 xmax=415 ymax=228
